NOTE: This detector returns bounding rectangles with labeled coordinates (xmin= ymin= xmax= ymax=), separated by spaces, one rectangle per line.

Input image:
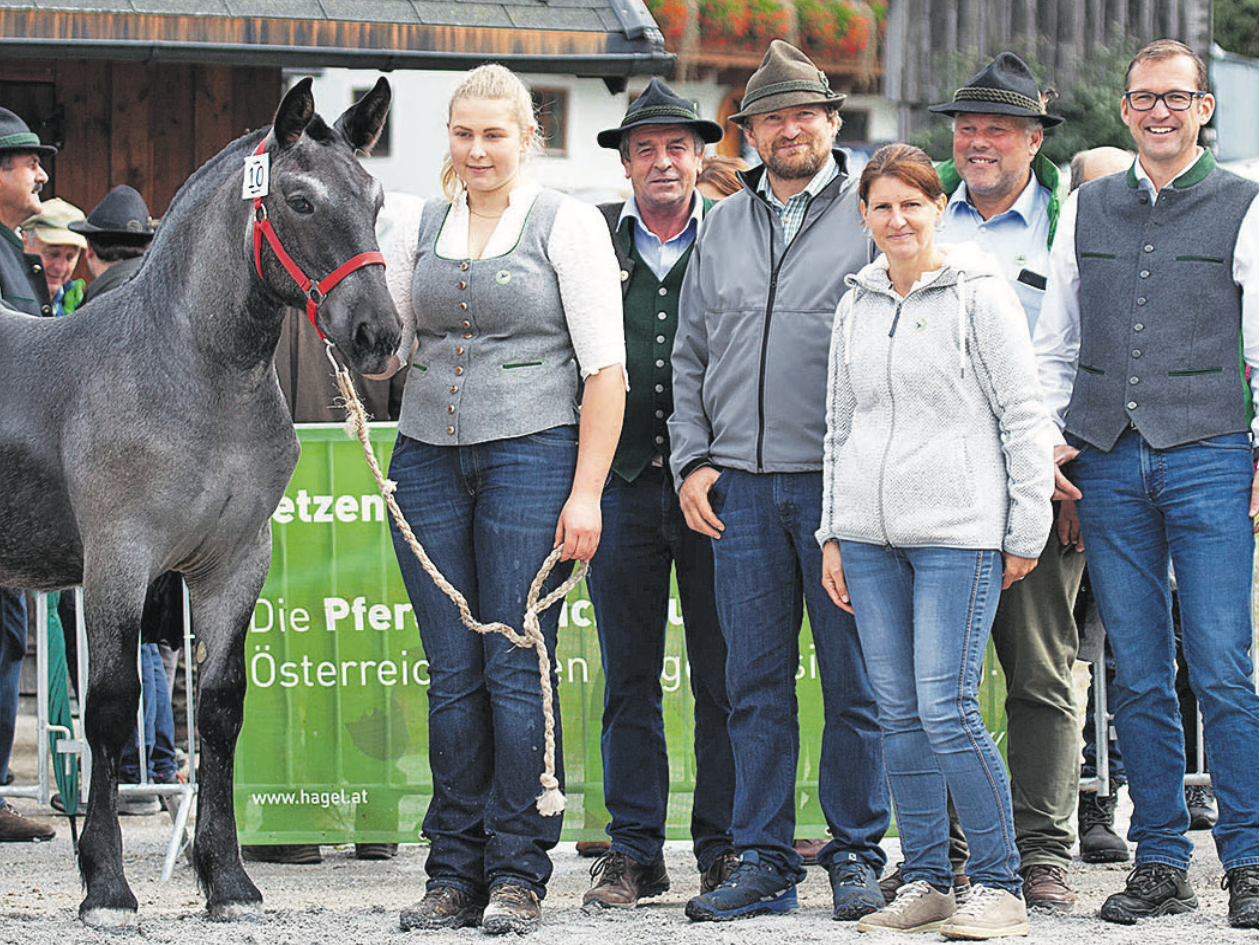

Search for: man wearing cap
xmin=70 ymin=185 xmax=155 ymax=306
xmin=580 ymin=78 xmax=736 ymax=911
xmin=920 ymin=52 xmax=1082 ymax=912
xmin=1035 ymin=38 xmax=1258 ymax=929
xmin=22 ymin=197 xmax=86 ymax=316
xmin=670 ymin=39 xmax=888 ymax=923
xmin=0 ymin=104 xmax=57 ymax=843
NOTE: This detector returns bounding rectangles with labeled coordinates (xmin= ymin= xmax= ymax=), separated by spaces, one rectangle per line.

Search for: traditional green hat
xmin=929 ymin=52 xmax=1064 ymax=127
xmin=0 ymin=107 xmax=57 ymax=156
xmin=728 ymin=40 xmax=846 ymax=125
xmin=598 ymin=77 xmax=724 ymax=149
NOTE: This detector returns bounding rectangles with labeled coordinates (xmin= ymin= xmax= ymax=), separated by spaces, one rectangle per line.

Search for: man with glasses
xmin=1036 ymin=38 xmax=1258 ymax=929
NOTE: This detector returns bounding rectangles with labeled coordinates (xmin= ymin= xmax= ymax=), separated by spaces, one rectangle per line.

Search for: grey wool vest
xmin=1068 ymin=154 xmax=1256 ymax=450
xmin=397 ymin=190 xmax=580 ymax=445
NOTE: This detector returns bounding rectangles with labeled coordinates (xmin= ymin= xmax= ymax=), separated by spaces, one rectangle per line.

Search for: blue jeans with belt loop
xmin=586 ymin=465 xmax=734 ymax=871
xmin=1067 ymin=428 xmax=1259 ymax=871
xmin=839 ymin=542 xmax=1022 ymax=894
xmin=707 ymin=469 xmax=888 ymax=880
xmin=387 ymin=427 xmax=578 ymax=899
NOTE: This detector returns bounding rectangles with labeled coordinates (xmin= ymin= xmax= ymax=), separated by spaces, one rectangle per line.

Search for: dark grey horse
xmin=0 ymin=78 xmax=400 ymax=926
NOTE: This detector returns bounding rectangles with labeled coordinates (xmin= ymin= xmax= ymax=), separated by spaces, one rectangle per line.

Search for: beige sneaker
xmin=941 ymin=884 xmax=1028 ymax=940
xmin=857 ymin=880 xmax=956 ymax=933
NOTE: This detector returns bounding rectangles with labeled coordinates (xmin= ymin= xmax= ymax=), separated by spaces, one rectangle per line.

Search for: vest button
xmin=456 ymin=346 xmax=464 ymax=354
xmin=655 ymin=435 xmax=664 ymax=444
xmin=32 ymin=264 xmax=42 ymax=273
xmin=1136 ymin=297 xmax=1147 ymax=305
xmin=460 ymin=261 xmax=469 ymax=271
xmin=450 ymin=385 xmax=458 ymax=393
xmin=657 ymin=312 xmax=667 ymax=320
xmin=458 ymin=281 xmax=467 ymax=290
xmin=455 ymin=366 xmax=464 ymax=376
xmin=655 ymin=334 xmax=665 ymax=344
xmin=657 ymin=286 xmax=668 ymax=296
xmin=1127 ymin=401 xmax=1138 ymax=410
xmin=620 ymin=270 xmax=629 ymax=282
xmin=1139 ymin=270 xmax=1150 ymax=278
xmin=462 ymin=320 xmax=471 ymax=329
xmin=655 ymin=410 xmax=664 ymax=419
xmin=447 ymin=426 xmax=455 ymax=435
xmin=40 ymin=304 xmax=51 ymax=315
xmin=1131 ymin=349 xmax=1141 ymax=358
xmin=447 ymin=405 xmax=455 ymax=414
xmin=1143 ymin=244 xmax=1154 ymax=253
xmin=464 ymin=332 xmax=472 ymax=339
xmin=654 ymin=383 xmax=664 ymax=393
xmin=1129 ymin=376 xmax=1140 ymax=385
xmin=459 ymin=302 xmax=468 ymax=310
xmin=1134 ymin=323 xmax=1144 ymax=331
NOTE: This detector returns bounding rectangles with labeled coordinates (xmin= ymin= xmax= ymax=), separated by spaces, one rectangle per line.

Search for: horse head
xmin=251 ymin=77 xmax=401 ymax=375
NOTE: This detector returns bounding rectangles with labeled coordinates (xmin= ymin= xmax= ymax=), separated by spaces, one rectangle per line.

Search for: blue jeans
xmin=707 ymin=470 xmax=888 ymax=879
xmin=0 ymin=588 xmax=25 ymax=809
xmin=1068 ymin=429 xmax=1258 ymax=871
xmin=840 ymin=543 xmax=1021 ymax=893
xmin=388 ymin=429 xmax=578 ymax=899
xmin=586 ymin=466 xmax=734 ymax=870
xmin=119 ymin=643 xmax=178 ymax=783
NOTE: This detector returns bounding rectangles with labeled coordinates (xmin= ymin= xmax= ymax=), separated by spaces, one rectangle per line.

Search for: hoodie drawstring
xmin=956 ymin=273 xmax=967 ymax=378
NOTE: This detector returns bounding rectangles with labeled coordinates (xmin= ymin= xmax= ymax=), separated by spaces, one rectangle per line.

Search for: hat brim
xmin=26 ymin=229 xmax=86 ymax=249
xmin=598 ymin=115 xmax=725 ymax=150
xmin=0 ymin=142 xmax=57 ymax=157
xmin=728 ymin=90 xmax=847 ymax=125
xmin=67 ymin=220 xmax=154 ymax=241
xmin=928 ymin=100 xmax=1064 ymax=127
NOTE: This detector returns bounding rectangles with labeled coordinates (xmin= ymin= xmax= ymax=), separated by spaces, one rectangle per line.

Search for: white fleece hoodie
xmin=816 ymin=242 xmax=1054 ymax=559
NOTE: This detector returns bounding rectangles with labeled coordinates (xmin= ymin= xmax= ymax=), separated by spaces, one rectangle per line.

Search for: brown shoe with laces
xmin=700 ymin=851 xmax=739 ymax=894
xmin=1020 ymin=863 xmax=1075 ymax=912
xmin=482 ymin=884 xmax=542 ymax=934
xmin=399 ymin=885 xmax=487 ymax=930
xmin=0 ymin=805 xmax=55 ymax=842
xmin=582 ymin=850 xmax=670 ymax=909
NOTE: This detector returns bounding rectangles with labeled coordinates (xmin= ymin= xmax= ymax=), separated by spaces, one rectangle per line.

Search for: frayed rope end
xmin=382 ymin=479 xmax=398 ymax=496
xmin=535 ymin=776 xmax=566 ymax=816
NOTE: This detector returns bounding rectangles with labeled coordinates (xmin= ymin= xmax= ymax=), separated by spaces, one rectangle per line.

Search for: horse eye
xmin=287 ymin=196 xmax=313 ymax=214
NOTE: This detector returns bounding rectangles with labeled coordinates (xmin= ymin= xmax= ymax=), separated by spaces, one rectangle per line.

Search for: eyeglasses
xmin=1123 ymin=90 xmax=1205 ymax=111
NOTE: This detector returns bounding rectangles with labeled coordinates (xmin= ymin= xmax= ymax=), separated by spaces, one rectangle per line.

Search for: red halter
xmin=250 ymin=139 xmax=385 ymax=340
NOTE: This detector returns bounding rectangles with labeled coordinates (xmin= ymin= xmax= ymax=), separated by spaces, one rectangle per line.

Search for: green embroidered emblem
xmin=495 ymin=270 xmax=511 ymax=285
xmin=914 ymin=318 xmax=927 ymax=332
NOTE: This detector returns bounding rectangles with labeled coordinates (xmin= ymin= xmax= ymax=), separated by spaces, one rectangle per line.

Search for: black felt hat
xmin=69 ymin=185 xmax=155 ymax=242
xmin=929 ymin=52 xmax=1064 ymax=127
xmin=598 ymin=77 xmax=724 ymax=149
xmin=0 ymin=107 xmax=57 ymax=157
xmin=728 ymin=40 xmax=846 ymax=125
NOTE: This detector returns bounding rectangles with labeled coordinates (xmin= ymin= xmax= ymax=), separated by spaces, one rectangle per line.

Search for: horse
xmin=0 ymin=77 xmax=401 ymax=926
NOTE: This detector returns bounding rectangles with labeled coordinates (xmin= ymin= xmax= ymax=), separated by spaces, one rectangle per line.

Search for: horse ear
xmin=334 ymin=77 xmax=392 ymax=155
xmin=272 ymin=77 xmax=316 ymax=150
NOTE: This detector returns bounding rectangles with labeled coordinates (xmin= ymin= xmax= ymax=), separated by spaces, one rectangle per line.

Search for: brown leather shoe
xmin=582 ymin=850 xmax=670 ymax=909
xmin=793 ymin=837 xmax=828 ymax=866
xmin=0 ymin=805 xmax=55 ymax=842
xmin=576 ymin=839 xmax=611 ymax=857
xmin=1021 ymin=863 xmax=1075 ymax=912
xmin=400 ymin=885 xmax=487 ymax=930
xmin=699 ymin=851 xmax=739 ymax=895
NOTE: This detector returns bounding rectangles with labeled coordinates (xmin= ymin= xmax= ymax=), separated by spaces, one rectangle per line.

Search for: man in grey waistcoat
xmin=1035 ymin=38 xmax=1258 ymax=930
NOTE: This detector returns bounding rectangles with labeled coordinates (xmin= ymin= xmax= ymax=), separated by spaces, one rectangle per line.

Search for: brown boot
xmin=699 ymin=851 xmax=739 ymax=894
xmin=582 ymin=850 xmax=670 ymax=909
xmin=400 ymin=885 xmax=487 ymax=931
xmin=1020 ymin=863 xmax=1075 ymax=912
xmin=0 ymin=805 xmax=55 ymax=842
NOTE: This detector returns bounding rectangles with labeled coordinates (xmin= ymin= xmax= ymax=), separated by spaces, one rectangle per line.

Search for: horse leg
xmin=76 ymin=579 xmax=145 ymax=928
xmin=187 ymin=536 xmax=271 ymax=920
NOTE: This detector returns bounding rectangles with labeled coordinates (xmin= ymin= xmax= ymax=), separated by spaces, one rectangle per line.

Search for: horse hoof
xmin=207 ymin=901 xmax=265 ymax=923
xmin=80 ymin=906 xmax=138 ymax=929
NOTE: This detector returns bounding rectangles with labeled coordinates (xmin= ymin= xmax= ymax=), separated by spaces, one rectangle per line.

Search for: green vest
xmin=612 ymin=229 xmax=694 ymax=482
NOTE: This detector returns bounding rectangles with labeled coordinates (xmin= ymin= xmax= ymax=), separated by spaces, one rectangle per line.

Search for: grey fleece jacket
xmin=816 ymin=243 xmax=1054 ymax=559
xmin=668 ymin=151 xmax=870 ymax=488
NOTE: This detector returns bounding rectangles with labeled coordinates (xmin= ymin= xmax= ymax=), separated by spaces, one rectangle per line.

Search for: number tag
xmin=243 ymin=153 xmax=270 ymax=199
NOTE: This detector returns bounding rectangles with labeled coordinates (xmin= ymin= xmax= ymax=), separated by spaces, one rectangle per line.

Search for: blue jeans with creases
xmin=1068 ymin=428 xmax=1258 ymax=871
xmin=586 ymin=465 xmax=734 ymax=871
xmin=707 ymin=470 xmax=887 ymax=880
xmin=840 ymin=542 xmax=1021 ymax=893
xmin=388 ymin=428 xmax=577 ymax=899
xmin=0 ymin=588 xmax=25 ymax=809
xmin=119 ymin=642 xmax=178 ymax=783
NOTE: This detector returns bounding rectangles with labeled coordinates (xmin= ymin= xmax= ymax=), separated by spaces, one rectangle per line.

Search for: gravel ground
xmin=1 ymin=704 xmax=1250 ymax=944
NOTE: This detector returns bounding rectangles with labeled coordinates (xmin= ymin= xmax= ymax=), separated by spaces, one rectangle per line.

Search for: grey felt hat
xmin=728 ymin=40 xmax=846 ymax=125
xmin=598 ymin=77 xmax=724 ymax=149
xmin=0 ymin=107 xmax=57 ymax=156
xmin=69 ymin=185 xmax=155 ymax=243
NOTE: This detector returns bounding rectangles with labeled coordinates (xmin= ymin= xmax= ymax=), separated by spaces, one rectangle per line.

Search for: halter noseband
xmin=250 ymin=139 xmax=385 ymax=340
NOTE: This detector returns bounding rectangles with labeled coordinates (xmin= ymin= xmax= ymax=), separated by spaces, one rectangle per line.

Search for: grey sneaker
xmin=857 ymin=880 xmax=956 ymax=934
xmin=940 ymin=884 xmax=1028 ymax=940
xmin=482 ymin=884 xmax=541 ymax=935
xmin=399 ymin=885 xmax=486 ymax=931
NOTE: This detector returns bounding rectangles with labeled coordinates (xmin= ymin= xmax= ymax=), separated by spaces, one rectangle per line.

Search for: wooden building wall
xmin=0 ymin=60 xmax=280 ymax=222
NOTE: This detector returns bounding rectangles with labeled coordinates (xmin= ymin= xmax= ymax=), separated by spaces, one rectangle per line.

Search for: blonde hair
xmin=440 ymin=63 xmax=539 ymax=202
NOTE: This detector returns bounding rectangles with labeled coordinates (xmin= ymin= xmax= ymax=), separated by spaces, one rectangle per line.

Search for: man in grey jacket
xmin=669 ymin=39 xmax=888 ymax=923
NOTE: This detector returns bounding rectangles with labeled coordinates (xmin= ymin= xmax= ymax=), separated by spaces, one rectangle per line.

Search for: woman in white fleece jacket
xmin=817 ymin=144 xmax=1054 ymax=940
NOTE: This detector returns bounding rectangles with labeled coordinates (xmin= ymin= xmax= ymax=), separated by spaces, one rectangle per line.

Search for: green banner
xmin=235 ymin=423 xmax=1008 ymax=844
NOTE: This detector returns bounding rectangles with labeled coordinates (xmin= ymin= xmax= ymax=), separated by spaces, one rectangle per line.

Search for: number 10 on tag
xmin=243 ymin=153 xmax=270 ymax=199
